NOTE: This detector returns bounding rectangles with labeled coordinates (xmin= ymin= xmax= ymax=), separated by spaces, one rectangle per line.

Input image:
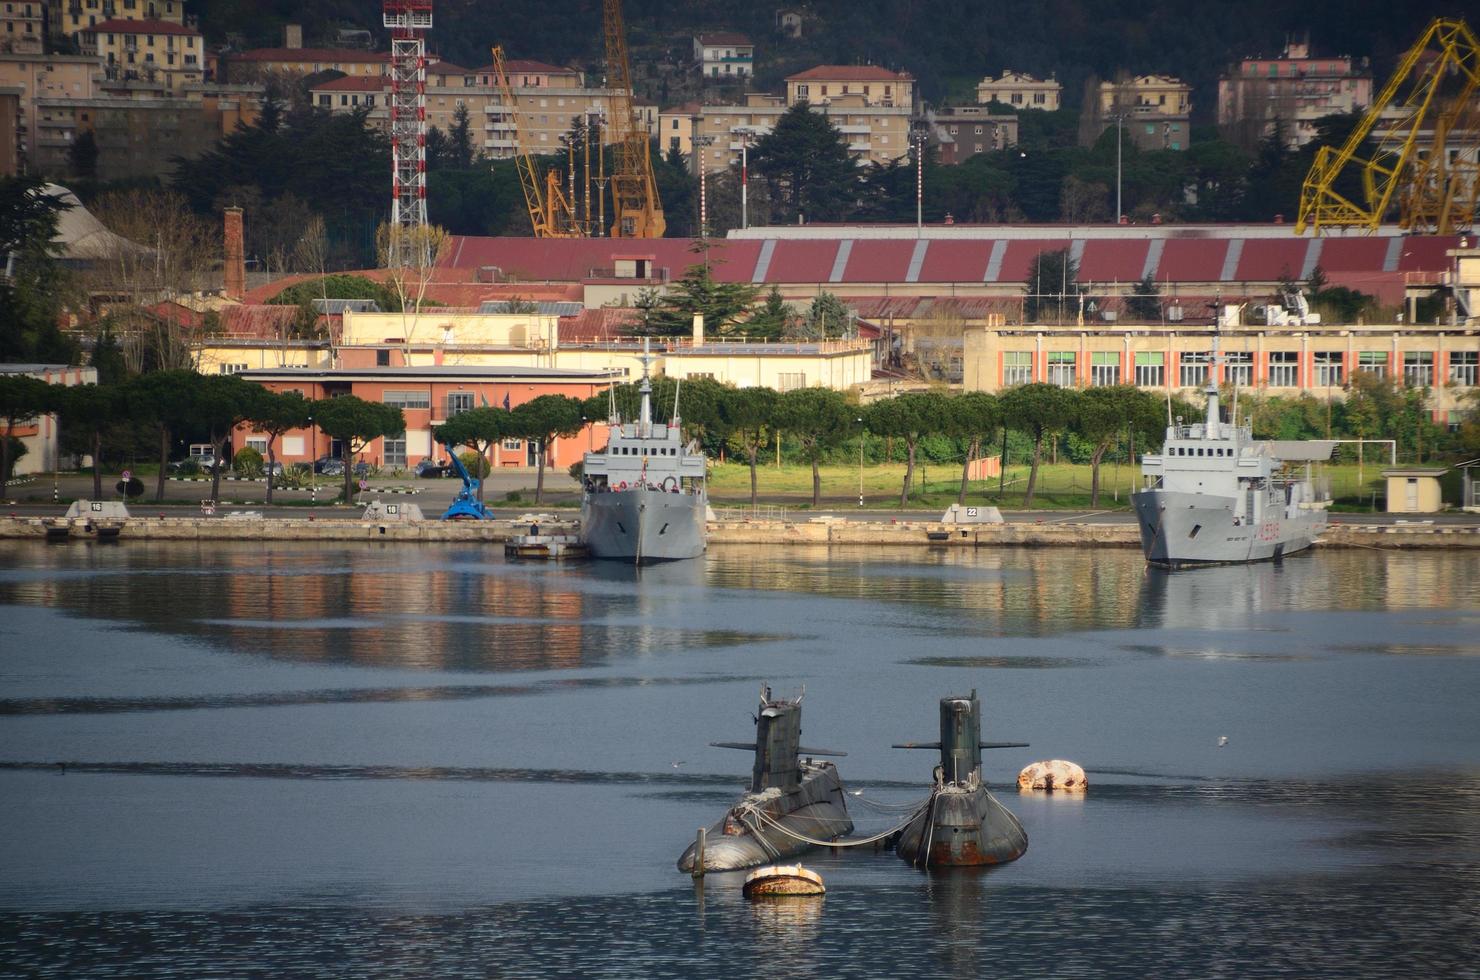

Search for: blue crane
xmin=440 ymin=444 xmax=491 ymax=520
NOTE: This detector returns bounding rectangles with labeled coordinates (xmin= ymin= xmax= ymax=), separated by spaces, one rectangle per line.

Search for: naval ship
xmin=894 ymin=690 xmax=1029 ymax=868
xmin=676 ymin=687 xmax=854 ymax=873
xmin=580 ymin=345 xmax=707 ymax=564
xmin=1133 ymin=369 xmax=1333 ymax=569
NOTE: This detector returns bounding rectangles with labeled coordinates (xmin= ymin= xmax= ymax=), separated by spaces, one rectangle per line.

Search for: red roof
xmin=425 ymin=61 xmax=470 ymax=76
xmin=87 ymin=18 xmax=199 ymax=36
xmin=312 ymin=76 xmax=387 ymax=92
xmin=786 ymin=65 xmax=912 ymax=82
xmin=218 ymin=305 xmax=301 ymax=340
xmin=146 ymin=301 xmax=204 ymax=330
xmin=472 ymin=60 xmax=578 ymax=76
xmin=560 ymin=307 xmax=641 ymax=342
xmin=231 ymin=48 xmax=389 ymax=63
xmin=840 ymin=240 xmax=916 ymax=282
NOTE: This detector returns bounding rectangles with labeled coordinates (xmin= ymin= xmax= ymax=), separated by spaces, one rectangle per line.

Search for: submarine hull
xmin=896 ymin=784 xmax=1027 ymax=867
xmin=677 ymin=762 xmax=853 ymax=873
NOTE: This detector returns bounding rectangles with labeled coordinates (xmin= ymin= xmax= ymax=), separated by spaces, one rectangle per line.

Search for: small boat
xmin=894 ymin=690 xmax=1029 ymax=868
xmin=743 ymin=864 xmax=825 ymax=898
xmin=676 ymin=686 xmax=853 ymax=873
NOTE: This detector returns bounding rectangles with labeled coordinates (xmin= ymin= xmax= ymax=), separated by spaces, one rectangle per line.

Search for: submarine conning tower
xmin=940 ymin=692 xmax=983 ymax=784
xmin=709 ymin=685 xmax=845 ymax=793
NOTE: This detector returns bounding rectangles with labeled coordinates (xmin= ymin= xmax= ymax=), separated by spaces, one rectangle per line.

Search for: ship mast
xmin=638 ymin=338 xmax=653 ymax=437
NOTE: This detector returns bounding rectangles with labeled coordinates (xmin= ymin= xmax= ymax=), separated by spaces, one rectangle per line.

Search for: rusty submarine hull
xmin=894 ymin=690 xmax=1028 ymax=868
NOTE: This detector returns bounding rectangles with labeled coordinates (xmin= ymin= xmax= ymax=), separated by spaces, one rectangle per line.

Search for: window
xmin=1091 ymin=351 xmax=1120 ymax=386
xmin=502 ymin=438 xmax=522 ymax=451
xmin=246 ymin=436 xmax=268 ymax=454
xmin=217 ymin=363 xmax=247 ymax=374
xmin=1314 ymin=351 xmax=1343 ymax=386
xmin=1403 ymin=351 xmax=1434 ymax=387
xmin=383 ymin=436 xmax=407 ymax=467
xmin=446 ymin=392 xmax=474 ymax=417
xmin=1180 ymin=351 xmax=1210 ymax=388
xmin=1047 ymin=351 xmax=1075 ymax=386
xmin=1134 ymin=351 xmax=1164 ymax=387
xmin=777 ymin=372 xmax=806 ymax=392
xmin=1003 ymin=351 xmax=1032 ymax=385
xmin=383 ymin=390 xmax=430 ymax=410
xmin=1358 ymin=351 xmax=1387 ymax=379
xmin=1450 ymin=351 xmax=1478 ymax=386
xmin=1225 ymin=352 xmax=1253 ymax=386
xmin=1268 ymin=351 xmax=1298 ymax=387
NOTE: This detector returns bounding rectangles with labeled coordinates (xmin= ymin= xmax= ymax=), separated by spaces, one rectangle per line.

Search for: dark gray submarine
xmin=677 ymin=686 xmax=854 ymax=873
xmin=893 ymin=690 xmax=1029 ymax=867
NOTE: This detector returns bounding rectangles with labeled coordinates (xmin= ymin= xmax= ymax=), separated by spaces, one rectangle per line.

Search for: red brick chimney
xmin=223 ymin=206 xmax=245 ymax=300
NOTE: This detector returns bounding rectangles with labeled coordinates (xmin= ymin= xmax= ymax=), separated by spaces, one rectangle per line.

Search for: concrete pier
xmin=1 ymin=515 xmax=1477 ymax=549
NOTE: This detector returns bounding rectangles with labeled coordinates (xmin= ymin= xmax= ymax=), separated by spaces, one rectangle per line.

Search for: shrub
xmin=459 ymin=450 xmax=490 ymax=478
xmin=232 ymin=445 xmax=264 ymax=477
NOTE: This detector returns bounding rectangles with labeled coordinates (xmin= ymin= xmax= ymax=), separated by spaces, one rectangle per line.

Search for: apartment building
xmin=78 ymin=18 xmax=203 ymax=94
xmin=222 ymin=47 xmax=388 ymax=83
xmin=785 ymin=64 xmax=912 ymax=109
xmin=309 ymin=58 xmax=661 ymax=161
xmin=48 ymin=0 xmax=187 ymax=43
xmin=1095 ymin=75 xmax=1193 ymax=151
xmin=1217 ymin=37 xmax=1373 ymax=148
xmin=976 ymin=70 xmax=1061 ymax=111
xmin=0 ymin=52 xmax=98 ymax=168
xmin=929 ymin=105 xmax=1017 ymax=163
xmin=693 ymin=32 xmax=753 ymax=79
xmin=1 ymin=1 xmax=43 ymax=54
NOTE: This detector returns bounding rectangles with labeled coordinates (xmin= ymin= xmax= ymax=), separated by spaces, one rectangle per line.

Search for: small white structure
xmin=64 ymin=500 xmax=130 ymax=520
xmin=940 ymin=503 xmax=1003 ymax=524
xmin=362 ymin=500 xmax=425 ymax=522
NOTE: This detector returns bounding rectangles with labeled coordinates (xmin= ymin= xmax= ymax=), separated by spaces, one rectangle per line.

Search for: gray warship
xmin=894 ymin=690 xmax=1029 ymax=868
xmin=1133 ymin=367 xmax=1332 ymax=569
xmin=676 ymin=687 xmax=854 ymax=873
xmin=580 ymin=345 xmax=707 ymax=564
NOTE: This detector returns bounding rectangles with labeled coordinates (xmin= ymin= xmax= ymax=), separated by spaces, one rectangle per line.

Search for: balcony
xmin=837 ymin=124 xmax=871 ymax=135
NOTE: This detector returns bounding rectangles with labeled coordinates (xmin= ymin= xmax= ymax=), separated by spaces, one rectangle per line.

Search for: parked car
xmin=312 ymin=455 xmax=339 ymax=474
xmin=414 ymin=459 xmax=454 ymax=478
xmin=317 ymin=459 xmax=370 ymax=478
xmin=169 ymin=454 xmax=218 ymax=473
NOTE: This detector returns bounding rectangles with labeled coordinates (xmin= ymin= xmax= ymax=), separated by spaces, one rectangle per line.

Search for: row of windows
xmin=1169 ymin=446 xmax=1234 ymax=457
xmin=611 ymin=445 xmax=677 ymax=456
xmin=1004 ymin=350 xmax=1479 ymax=388
xmin=381 ymin=390 xmax=430 ymax=410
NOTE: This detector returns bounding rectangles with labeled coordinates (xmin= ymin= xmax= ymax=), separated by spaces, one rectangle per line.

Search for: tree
xmin=750 ymin=102 xmax=857 ymax=223
xmin=248 ymin=390 xmax=312 ymax=504
xmin=67 ymin=130 xmax=99 ymax=179
xmin=1001 ymin=383 xmax=1076 ymax=507
xmin=0 ymin=374 xmax=56 ymax=499
xmin=774 ymin=387 xmax=850 ymax=506
xmin=800 ymin=291 xmax=853 ymax=340
xmin=866 ymin=391 xmax=951 ymax=506
xmin=57 ymin=383 xmax=125 ymax=500
xmin=509 ymin=394 xmax=584 ymax=503
xmin=744 ymin=287 xmax=792 ymax=341
xmin=950 ymin=391 xmax=1000 ymax=504
xmin=192 ymin=374 xmax=263 ymax=503
xmin=0 ymin=178 xmax=78 ymax=365
xmin=1075 ymin=385 xmax=1145 ymax=507
xmin=312 ymin=395 xmax=405 ymax=502
xmin=1125 ymin=275 xmax=1162 ymax=321
xmin=1024 ymin=248 xmax=1081 ymax=323
xmin=448 ymin=104 xmax=476 ymax=169
xmin=645 ymin=261 xmax=759 ymax=337
xmin=719 ymin=385 xmax=778 ymax=507
xmin=434 ymin=406 xmax=511 ymax=503
xmin=123 ymin=369 xmax=200 ymax=502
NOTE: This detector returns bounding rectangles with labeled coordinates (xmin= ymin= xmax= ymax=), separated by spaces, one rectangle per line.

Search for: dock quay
xmin=1 ymin=515 xmax=1477 ymax=550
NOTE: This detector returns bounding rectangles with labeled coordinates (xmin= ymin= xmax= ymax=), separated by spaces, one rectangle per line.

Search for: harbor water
xmin=1 ymin=541 xmax=1477 ymax=977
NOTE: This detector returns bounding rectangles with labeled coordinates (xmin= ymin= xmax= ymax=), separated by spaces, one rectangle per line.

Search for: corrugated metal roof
xmin=477 ymin=300 xmax=584 ymax=315
xmin=312 ymin=298 xmax=381 ymax=314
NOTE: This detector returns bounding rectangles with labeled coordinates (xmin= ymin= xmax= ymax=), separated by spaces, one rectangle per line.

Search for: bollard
xmin=691 ymin=826 xmax=706 ymax=878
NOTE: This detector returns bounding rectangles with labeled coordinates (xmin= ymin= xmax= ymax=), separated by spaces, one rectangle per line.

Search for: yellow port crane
xmin=1297 ymin=17 xmax=1480 ymax=236
xmin=491 ymin=45 xmax=583 ymax=238
xmin=602 ymin=0 xmax=665 ymax=238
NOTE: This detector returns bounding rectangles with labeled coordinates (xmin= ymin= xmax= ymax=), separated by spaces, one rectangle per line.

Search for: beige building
xmin=79 ymin=18 xmax=203 ymax=94
xmin=0 ymin=52 xmax=99 ymax=168
xmin=308 ymin=58 xmax=660 ymax=161
xmin=1 ymin=1 xmax=43 ymax=53
xmin=223 ymin=47 xmax=389 ymax=82
xmin=962 ymin=322 xmax=1479 ymax=424
xmin=976 ymin=71 xmax=1062 ymax=111
xmin=1098 ymin=75 xmax=1191 ymax=116
xmin=785 ymin=64 xmax=912 ymax=109
xmin=48 ymin=0 xmax=187 ymax=43
xmin=1217 ymin=38 xmax=1373 ymax=148
xmin=693 ymin=32 xmax=753 ymax=79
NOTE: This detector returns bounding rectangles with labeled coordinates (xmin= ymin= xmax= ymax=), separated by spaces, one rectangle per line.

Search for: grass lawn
xmin=706 ymin=460 xmax=1392 ymax=511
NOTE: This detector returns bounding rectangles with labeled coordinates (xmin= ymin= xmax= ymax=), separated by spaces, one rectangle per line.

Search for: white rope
xmin=742 ymin=799 xmax=930 ymax=849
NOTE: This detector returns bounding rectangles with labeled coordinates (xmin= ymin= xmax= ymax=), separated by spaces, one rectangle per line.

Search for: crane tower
xmin=383 ymin=0 xmax=433 ymax=266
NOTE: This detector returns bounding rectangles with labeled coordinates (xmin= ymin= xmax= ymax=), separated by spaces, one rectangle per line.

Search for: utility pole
xmin=739 ymin=130 xmax=751 ymax=230
xmin=1114 ymin=111 xmax=1126 ymax=224
xmin=912 ymin=128 xmax=927 ymax=234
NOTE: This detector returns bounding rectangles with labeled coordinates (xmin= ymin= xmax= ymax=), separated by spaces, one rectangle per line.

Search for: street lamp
xmin=1113 ymin=111 xmax=1127 ymax=224
xmin=856 ymin=416 xmax=865 ymax=508
xmin=911 ymin=126 xmax=928 ymax=234
xmin=736 ymin=128 xmax=754 ymax=230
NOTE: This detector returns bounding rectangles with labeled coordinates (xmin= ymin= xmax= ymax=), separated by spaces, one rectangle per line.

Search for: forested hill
xmin=194 ymin=0 xmax=1459 ymax=118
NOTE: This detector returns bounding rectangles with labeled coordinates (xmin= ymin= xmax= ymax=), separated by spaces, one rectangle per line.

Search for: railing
xmin=712 ymin=504 xmax=790 ymax=522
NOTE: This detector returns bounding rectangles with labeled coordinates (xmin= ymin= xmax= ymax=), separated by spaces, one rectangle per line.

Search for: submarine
xmin=677 ymin=686 xmax=854 ymax=873
xmin=893 ymin=690 xmax=1029 ymax=867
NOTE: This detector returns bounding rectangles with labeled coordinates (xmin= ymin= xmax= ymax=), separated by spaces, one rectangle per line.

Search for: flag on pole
xmin=503 ymin=392 xmax=511 ymax=410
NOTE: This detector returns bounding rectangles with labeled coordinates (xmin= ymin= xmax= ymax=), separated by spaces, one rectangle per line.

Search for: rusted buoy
xmin=742 ymin=864 xmax=825 ymax=898
xmin=1017 ymin=759 xmax=1088 ymax=792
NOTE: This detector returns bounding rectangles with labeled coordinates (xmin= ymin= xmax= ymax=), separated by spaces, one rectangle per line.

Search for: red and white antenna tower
xmin=383 ymin=0 xmax=432 ymax=267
